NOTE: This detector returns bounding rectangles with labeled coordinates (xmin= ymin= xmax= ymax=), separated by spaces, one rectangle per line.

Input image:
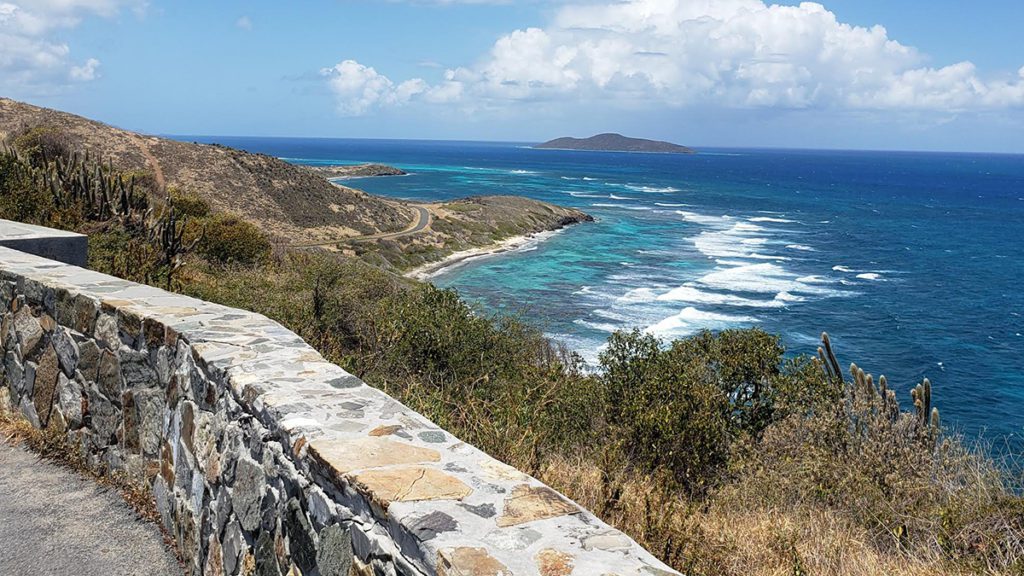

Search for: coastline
xmin=405 ymin=228 xmax=566 ymax=281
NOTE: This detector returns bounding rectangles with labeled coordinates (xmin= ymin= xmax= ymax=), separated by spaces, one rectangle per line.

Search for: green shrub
xmin=0 ymin=147 xmax=85 ymax=230
xmin=196 ymin=213 xmax=271 ymax=266
xmin=598 ymin=328 xmax=837 ymax=492
xmin=87 ymin=226 xmax=162 ymax=284
xmin=12 ymin=125 xmax=71 ymax=166
xmin=169 ymin=189 xmax=210 ymax=218
xmin=0 ymin=152 xmax=52 ymax=222
xmin=600 ymin=329 xmax=733 ymax=491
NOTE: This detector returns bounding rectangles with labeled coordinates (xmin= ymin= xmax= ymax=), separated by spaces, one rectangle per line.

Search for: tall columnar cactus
xmin=4 ymin=142 xmax=205 ymax=288
xmin=822 ymin=334 xmax=940 ymax=442
xmin=910 ymin=378 xmax=940 ymax=434
xmin=147 ymin=197 xmax=202 ymax=289
xmin=817 ymin=331 xmax=843 ymax=383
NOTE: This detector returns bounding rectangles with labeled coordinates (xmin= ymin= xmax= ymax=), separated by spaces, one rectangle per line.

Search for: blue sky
xmin=2 ymin=1 xmax=1022 ymax=152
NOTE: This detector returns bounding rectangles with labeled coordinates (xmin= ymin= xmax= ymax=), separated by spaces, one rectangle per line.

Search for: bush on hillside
xmin=12 ymin=125 xmax=71 ymax=165
xmin=0 ymin=152 xmax=52 ymax=223
xmin=169 ymin=189 xmax=210 ymax=218
xmin=196 ymin=213 xmax=271 ymax=266
xmin=598 ymin=328 xmax=836 ymax=492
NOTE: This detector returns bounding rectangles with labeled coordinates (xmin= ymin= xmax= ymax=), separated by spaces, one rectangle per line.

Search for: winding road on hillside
xmin=290 ymin=205 xmax=431 ymax=248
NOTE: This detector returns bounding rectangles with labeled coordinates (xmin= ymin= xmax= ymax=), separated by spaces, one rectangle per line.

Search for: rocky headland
xmin=305 ymin=163 xmax=407 ymax=178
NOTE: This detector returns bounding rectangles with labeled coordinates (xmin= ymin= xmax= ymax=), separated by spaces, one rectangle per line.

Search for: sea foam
xmin=655 ymin=285 xmax=785 ymax=308
xmin=856 ymin=272 xmax=882 ymax=280
xmin=749 ymin=216 xmax=795 ymax=223
xmin=646 ymin=307 xmax=759 ymax=339
xmin=624 ymin=185 xmax=683 ymax=193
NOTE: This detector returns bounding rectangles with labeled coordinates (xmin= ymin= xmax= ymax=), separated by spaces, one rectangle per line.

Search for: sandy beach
xmin=405 ymin=228 xmax=565 ymax=281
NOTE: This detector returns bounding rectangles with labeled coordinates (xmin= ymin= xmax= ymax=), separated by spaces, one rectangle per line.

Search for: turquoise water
xmin=184 ymin=136 xmax=1024 ymax=442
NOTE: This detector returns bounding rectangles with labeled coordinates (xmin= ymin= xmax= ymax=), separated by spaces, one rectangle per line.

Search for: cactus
xmin=820 ymin=332 xmax=843 ymax=383
xmin=147 ymin=196 xmax=202 ymax=290
xmin=3 ymin=142 xmax=204 ymax=289
xmin=911 ymin=378 xmax=932 ymax=426
xmin=820 ymin=333 xmax=941 ymax=441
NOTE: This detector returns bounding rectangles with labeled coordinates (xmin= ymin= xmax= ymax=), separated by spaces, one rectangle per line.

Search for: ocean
xmin=182 ymin=136 xmax=1024 ymax=442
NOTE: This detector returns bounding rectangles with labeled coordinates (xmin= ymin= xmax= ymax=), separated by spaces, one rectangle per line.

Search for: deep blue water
xmin=181 ymin=136 xmax=1024 ymax=442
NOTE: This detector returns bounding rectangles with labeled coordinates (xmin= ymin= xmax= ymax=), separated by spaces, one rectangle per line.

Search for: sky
xmin=1 ymin=0 xmax=1023 ymax=152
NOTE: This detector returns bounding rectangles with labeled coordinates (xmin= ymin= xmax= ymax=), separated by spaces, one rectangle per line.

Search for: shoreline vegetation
xmin=404 ymin=227 xmax=565 ymax=280
xmin=304 ymin=162 xmax=407 ymax=179
xmin=2 ymin=103 xmax=1022 ymax=576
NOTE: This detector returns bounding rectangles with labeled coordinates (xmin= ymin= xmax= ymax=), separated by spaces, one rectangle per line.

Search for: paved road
xmin=292 ymin=205 xmax=432 ymax=248
xmin=0 ymin=442 xmax=181 ymax=576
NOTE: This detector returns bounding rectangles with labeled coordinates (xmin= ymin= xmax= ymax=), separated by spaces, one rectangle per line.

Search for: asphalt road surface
xmin=0 ymin=442 xmax=181 ymax=576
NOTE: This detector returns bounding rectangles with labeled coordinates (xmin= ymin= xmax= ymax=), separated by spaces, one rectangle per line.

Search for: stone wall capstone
xmin=0 ymin=244 xmax=679 ymax=576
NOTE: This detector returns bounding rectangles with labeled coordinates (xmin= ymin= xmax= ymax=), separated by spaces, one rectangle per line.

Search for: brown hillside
xmin=0 ymin=98 xmax=408 ymax=243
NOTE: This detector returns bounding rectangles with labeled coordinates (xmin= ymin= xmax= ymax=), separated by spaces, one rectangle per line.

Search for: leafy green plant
xmin=196 ymin=213 xmax=270 ymax=266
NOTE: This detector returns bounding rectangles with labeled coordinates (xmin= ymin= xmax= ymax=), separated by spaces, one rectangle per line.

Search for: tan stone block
xmin=204 ymin=536 xmax=224 ymax=576
xmin=350 ymin=466 xmax=471 ymax=508
xmin=291 ymin=435 xmax=307 ymax=457
xmin=0 ymin=387 xmax=11 ymax=415
xmin=368 ymin=424 xmax=402 ymax=437
xmin=478 ymin=457 xmax=530 ymax=482
xmin=38 ymin=314 xmax=56 ymax=332
xmin=239 ymin=551 xmax=255 ymax=576
xmin=350 ymin=557 xmax=374 ymax=576
xmin=437 ymin=547 xmax=511 ymax=576
xmin=309 ymin=437 xmax=440 ymax=474
xmin=496 ymin=485 xmax=580 ymax=528
xmin=535 ymin=549 xmax=574 ymax=576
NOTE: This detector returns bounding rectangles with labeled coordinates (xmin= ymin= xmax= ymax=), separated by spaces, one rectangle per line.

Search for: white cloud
xmin=0 ymin=0 xmax=141 ymax=94
xmin=321 ymin=59 xmax=461 ymax=115
xmin=326 ymin=0 xmax=1024 ymax=115
xmin=236 ymin=15 xmax=252 ymax=30
xmin=69 ymin=57 xmax=100 ymax=81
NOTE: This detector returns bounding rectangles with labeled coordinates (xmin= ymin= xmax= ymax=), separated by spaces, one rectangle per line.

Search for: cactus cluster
xmin=2 ymin=142 xmax=202 ymax=289
xmin=911 ymin=379 xmax=941 ymax=430
xmin=32 ymin=148 xmax=150 ymax=228
xmin=818 ymin=332 xmax=941 ymax=440
xmin=849 ymin=362 xmax=901 ymax=423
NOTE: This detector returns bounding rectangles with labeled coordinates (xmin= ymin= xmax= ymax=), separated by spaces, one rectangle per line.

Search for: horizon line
xmin=160 ymin=133 xmax=1024 ymax=157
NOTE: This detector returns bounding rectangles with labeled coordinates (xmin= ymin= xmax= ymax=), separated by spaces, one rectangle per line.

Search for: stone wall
xmin=0 ymin=219 xmax=88 ymax=267
xmin=0 ymin=244 xmax=679 ymax=576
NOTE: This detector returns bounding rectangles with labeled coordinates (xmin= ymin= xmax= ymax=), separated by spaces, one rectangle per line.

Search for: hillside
xmin=0 ymin=98 xmax=409 ymax=243
xmin=535 ymin=133 xmax=694 ymax=154
xmin=0 ymin=98 xmax=589 ymax=263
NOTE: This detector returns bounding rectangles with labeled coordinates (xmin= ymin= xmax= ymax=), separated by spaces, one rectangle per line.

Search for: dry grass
xmin=539 ymin=454 xmax=970 ymax=576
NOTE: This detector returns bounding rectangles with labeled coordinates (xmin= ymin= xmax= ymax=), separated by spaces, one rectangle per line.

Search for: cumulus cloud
xmin=0 ymin=0 xmax=141 ymax=93
xmin=321 ymin=60 xmax=461 ymax=115
xmin=69 ymin=57 xmax=100 ymax=81
xmin=236 ymin=15 xmax=252 ymax=30
xmin=326 ymin=0 xmax=1024 ymax=115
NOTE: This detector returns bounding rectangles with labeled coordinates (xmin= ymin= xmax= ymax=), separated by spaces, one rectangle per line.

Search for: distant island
xmin=534 ymin=133 xmax=695 ymax=154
